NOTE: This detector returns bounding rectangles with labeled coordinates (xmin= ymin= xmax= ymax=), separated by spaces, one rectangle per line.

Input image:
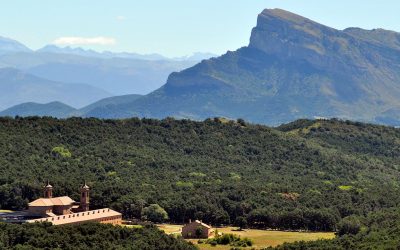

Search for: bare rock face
xmin=250 ymin=9 xmax=400 ymax=85
xmin=250 ymin=9 xmax=373 ymax=74
xmin=249 ymin=9 xmax=337 ymax=59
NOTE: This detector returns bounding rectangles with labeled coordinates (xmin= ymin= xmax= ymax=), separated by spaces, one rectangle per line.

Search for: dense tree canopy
xmin=270 ymin=208 xmax=400 ymax=249
xmin=0 ymin=222 xmax=195 ymax=250
xmin=0 ymin=117 xmax=400 ymax=233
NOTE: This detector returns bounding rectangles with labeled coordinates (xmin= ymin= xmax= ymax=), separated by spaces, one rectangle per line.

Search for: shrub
xmin=205 ymin=234 xmax=253 ymax=247
xmin=338 ymin=185 xmax=353 ymax=191
xmin=141 ymin=204 xmax=169 ymax=223
xmin=51 ymin=146 xmax=71 ymax=158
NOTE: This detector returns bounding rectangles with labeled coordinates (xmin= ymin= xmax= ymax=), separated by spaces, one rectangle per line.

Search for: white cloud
xmin=53 ymin=36 xmax=116 ymax=46
xmin=116 ymin=16 xmax=126 ymax=21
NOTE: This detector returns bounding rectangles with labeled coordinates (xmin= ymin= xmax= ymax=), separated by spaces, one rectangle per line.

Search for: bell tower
xmin=80 ymin=181 xmax=90 ymax=211
xmin=44 ymin=181 xmax=53 ymax=198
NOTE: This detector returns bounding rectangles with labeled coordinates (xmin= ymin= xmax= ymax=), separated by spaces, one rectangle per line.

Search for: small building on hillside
xmin=182 ymin=220 xmax=213 ymax=239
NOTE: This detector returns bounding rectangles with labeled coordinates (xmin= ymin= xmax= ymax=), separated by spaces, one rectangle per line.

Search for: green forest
xmin=0 ymin=222 xmax=195 ymax=249
xmin=270 ymin=207 xmax=400 ymax=249
xmin=1 ymin=117 xmax=400 ymax=248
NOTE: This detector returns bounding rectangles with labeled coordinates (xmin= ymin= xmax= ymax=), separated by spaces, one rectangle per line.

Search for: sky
xmin=1 ymin=0 xmax=399 ymax=57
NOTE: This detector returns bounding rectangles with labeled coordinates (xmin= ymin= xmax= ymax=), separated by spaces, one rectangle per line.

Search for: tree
xmin=337 ymin=216 xmax=362 ymax=236
xmin=131 ymin=198 xmax=146 ymax=219
xmin=234 ymin=216 xmax=248 ymax=230
xmin=142 ymin=204 xmax=169 ymax=223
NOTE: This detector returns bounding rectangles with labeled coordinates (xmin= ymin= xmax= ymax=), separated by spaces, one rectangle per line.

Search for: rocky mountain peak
xmin=248 ymin=9 xmax=388 ymax=75
xmin=249 ymin=9 xmax=339 ymax=59
xmin=258 ymin=8 xmax=316 ymax=25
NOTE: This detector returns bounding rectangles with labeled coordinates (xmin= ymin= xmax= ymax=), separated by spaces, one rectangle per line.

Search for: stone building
xmin=25 ymin=182 xmax=122 ymax=225
xmin=182 ymin=220 xmax=213 ymax=239
xmin=27 ymin=208 xmax=122 ymax=225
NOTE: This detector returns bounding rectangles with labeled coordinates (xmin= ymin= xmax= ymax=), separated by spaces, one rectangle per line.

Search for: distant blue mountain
xmin=23 ymin=57 xmax=197 ymax=95
xmin=0 ymin=68 xmax=111 ymax=110
xmin=0 ymin=101 xmax=76 ymax=118
xmin=37 ymin=45 xmax=217 ymax=61
xmin=37 ymin=45 xmax=169 ymax=61
xmin=0 ymin=36 xmax=31 ymax=55
xmin=0 ymin=36 xmax=218 ymax=116
xmin=0 ymin=42 xmax=216 ymax=95
xmin=0 ymin=94 xmax=143 ymax=118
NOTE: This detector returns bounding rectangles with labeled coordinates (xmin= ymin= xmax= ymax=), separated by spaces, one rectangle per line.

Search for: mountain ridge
xmin=0 ymin=94 xmax=144 ymax=118
xmin=0 ymin=101 xmax=76 ymax=118
xmin=0 ymin=68 xmax=111 ymax=110
xmin=0 ymin=36 xmax=32 ymax=55
xmin=36 ymin=44 xmax=217 ymax=61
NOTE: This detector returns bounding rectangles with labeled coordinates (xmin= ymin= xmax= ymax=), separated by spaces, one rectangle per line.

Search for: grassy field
xmin=157 ymin=224 xmax=182 ymax=235
xmin=158 ymin=224 xmax=335 ymax=249
xmin=0 ymin=210 xmax=13 ymax=213
xmin=121 ymin=224 xmax=143 ymax=229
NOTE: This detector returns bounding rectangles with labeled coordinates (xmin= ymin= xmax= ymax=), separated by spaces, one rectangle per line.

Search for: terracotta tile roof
xmin=197 ymin=220 xmax=212 ymax=229
xmin=27 ymin=208 xmax=122 ymax=225
xmin=28 ymin=198 xmax=54 ymax=207
xmin=28 ymin=196 xmax=75 ymax=207
xmin=184 ymin=220 xmax=211 ymax=229
xmin=50 ymin=196 xmax=75 ymax=206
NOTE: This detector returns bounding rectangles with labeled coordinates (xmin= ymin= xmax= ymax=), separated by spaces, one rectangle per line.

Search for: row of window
xmin=38 ymin=209 xmax=113 ymax=222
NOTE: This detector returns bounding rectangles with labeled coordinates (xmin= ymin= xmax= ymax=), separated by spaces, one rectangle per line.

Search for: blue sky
xmin=1 ymin=0 xmax=399 ymax=57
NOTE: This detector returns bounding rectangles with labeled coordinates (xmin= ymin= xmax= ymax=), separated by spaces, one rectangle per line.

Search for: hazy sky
xmin=1 ymin=0 xmax=399 ymax=57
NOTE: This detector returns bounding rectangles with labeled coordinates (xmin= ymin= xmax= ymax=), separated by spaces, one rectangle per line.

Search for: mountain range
xmin=0 ymin=36 xmax=215 ymax=110
xmin=37 ymin=45 xmax=217 ymax=61
xmin=2 ymin=9 xmax=400 ymax=126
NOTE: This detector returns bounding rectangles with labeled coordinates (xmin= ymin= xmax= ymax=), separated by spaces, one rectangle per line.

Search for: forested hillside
xmin=1 ymin=117 xmax=400 ymax=232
